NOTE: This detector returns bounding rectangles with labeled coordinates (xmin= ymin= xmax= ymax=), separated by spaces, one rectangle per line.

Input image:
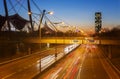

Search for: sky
xmin=0 ymin=0 xmax=120 ymax=31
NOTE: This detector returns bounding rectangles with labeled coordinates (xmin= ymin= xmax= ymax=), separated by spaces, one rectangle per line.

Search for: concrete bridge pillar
xmin=47 ymin=43 xmax=50 ymax=48
xmin=82 ymin=40 xmax=83 ymax=44
xmin=16 ymin=43 xmax=20 ymax=54
xmin=28 ymin=47 xmax=31 ymax=54
xmin=108 ymin=45 xmax=112 ymax=59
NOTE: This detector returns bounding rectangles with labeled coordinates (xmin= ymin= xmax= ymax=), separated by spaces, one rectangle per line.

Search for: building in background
xmin=95 ymin=12 xmax=102 ymax=33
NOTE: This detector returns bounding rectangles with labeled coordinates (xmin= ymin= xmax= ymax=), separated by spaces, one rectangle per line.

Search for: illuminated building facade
xmin=95 ymin=12 xmax=102 ymax=33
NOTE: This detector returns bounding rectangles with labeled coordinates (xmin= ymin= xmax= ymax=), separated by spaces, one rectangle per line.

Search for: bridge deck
xmin=23 ymin=37 xmax=120 ymax=45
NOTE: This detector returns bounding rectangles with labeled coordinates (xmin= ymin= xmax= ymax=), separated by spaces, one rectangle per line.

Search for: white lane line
xmin=50 ymin=67 xmax=63 ymax=79
xmin=2 ymin=62 xmax=37 ymax=79
xmin=60 ymin=73 xmax=66 ymax=79
xmin=2 ymin=72 xmax=16 ymax=79
xmin=77 ymin=53 xmax=86 ymax=79
xmin=97 ymin=52 xmax=120 ymax=79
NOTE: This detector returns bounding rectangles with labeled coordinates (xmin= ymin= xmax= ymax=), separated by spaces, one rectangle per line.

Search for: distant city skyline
xmin=0 ymin=0 xmax=120 ymax=31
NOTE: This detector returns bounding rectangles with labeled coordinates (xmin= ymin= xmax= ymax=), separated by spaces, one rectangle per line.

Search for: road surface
xmin=0 ymin=44 xmax=119 ymax=79
xmin=36 ymin=44 xmax=120 ymax=79
xmin=0 ymin=45 xmax=68 ymax=79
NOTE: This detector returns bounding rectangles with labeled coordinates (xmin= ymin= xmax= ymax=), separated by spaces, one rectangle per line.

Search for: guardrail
xmin=40 ymin=44 xmax=80 ymax=72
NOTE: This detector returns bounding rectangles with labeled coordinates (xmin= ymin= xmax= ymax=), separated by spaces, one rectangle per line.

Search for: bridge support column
xmin=16 ymin=43 xmax=20 ymax=54
xmin=47 ymin=43 xmax=50 ymax=48
xmin=81 ymin=40 xmax=83 ymax=44
xmin=55 ymin=46 xmax=58 ymax=61
xmin=55 ymin=53 xmax=57 ymax=61
xmin=28 ymin=47 xmax=31 ymax=54
xmin=40 ymin=58 xmax=41 ymax=73
xmin=108 ymin=45 xmax=112 ymax=59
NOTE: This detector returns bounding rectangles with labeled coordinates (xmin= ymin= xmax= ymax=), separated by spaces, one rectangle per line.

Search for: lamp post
xmin=38 ymin=10 xmax=53 ymax=72
xmin=38 ymin=10 xmax=53 ymax=49
xmin=38 ymin=10 xmax=46 ymax=37
xmin=38 ymin=10 xmax=53 ymax=36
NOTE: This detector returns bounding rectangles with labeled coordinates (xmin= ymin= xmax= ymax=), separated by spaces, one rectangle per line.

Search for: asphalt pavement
xmin=38 ymin=44 xmax=120 ymax=79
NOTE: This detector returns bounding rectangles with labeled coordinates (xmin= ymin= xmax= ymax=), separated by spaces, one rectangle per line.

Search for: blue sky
xmin=0 ymin=0 xmax=120 ymax=30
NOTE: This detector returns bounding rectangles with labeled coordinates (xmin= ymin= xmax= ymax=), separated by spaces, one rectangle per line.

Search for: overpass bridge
xmin=0 ymin=36 xmax=120 ymax=59
xmin=23 ymin=37 xmax=120 ymax=45
xmin=23 ymin=37 xmax=120 ymax=59
xmin=0 ymin=37 xmax=120 ymax=45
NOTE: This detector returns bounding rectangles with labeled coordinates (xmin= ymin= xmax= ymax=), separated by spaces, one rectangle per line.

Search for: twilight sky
xmin=0 ymin=0 xmax=120 ymax=31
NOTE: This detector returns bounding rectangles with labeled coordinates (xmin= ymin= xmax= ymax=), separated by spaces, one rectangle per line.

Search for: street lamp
xmin=38 ymin=10 xmax=53 ymax=37
xmin=38 ymin=10 xmax=53 ymax=72
xmin=37 ymin=10 xmax=53 ymax=51
xmin=48 ymin=11 xmax=54 ymax=15
xmin=28 ymin=12 xmax=32 ymax=15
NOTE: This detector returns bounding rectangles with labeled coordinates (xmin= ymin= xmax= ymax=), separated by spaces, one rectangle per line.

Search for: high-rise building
xmin=95 ymin=12 xmax=102 ymax=33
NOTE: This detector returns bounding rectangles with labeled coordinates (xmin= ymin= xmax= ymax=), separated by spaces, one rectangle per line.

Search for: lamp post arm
xmin=38 ymin=10 xmax=46 ymax=36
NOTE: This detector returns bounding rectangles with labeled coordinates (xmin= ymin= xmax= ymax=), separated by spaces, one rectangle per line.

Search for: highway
xmin=0 ymin=45 xmax=69 ymax=79
xmin=36 ymin=44 xmax=120 ymax=79
xmin=0 ymin=44 xmax=120 ymax=79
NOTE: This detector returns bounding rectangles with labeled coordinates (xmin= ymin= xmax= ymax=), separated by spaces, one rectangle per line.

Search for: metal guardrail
xmin=40 ymin=44 xmax=80 ymax=72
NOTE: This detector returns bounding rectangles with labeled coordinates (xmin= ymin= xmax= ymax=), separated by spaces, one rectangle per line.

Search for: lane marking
xmin=2 ymin=72 xmax=16 ymax=79
xmin=77 ymin=52 xmax=86 ymax=79
xmin=50 ymin=67 xmax=63 ymax=79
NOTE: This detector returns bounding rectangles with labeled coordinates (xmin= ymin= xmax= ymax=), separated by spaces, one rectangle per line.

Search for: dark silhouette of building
xmin=0 ymin=14 xmax=29 ymax=31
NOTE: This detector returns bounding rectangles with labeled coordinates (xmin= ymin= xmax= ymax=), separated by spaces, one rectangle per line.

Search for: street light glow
xmin=28 ymin=12 xmax=32 ymax=15
xmin=48 ymin=11 xmax=54 ymax=15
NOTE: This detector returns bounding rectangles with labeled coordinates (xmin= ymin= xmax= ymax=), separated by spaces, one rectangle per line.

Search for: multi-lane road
xmin=0 ymin=44 xmax=120 ymax=79
xmin=36 ymin=44 xmax=120 ymax=79
xmin=0 ymin=45 xmax=68 ymax=79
